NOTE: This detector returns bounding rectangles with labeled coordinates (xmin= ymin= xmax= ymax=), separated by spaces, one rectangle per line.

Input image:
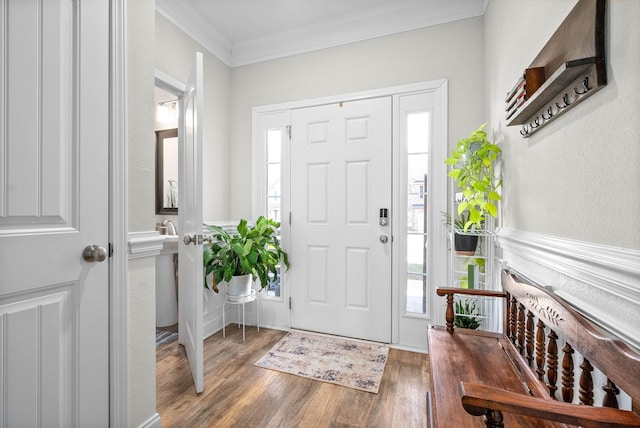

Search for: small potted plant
xmin=203 ymin=216 xmax=290 ymax=297
xmin=454 ymin=298 xmax=481 ymax=330
xmin=445 ymin=123 xmax=501 ymax=232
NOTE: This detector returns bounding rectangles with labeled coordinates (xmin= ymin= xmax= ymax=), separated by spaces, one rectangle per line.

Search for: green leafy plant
xmin=454 ymin=299 xmax=481 ymax=330
xmin=445 ymin=123 xmax=501 ymax=231
xmin=203 ymin=216 xmax=290 ymax=293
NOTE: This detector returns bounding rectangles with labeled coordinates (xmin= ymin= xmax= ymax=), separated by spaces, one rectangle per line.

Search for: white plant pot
xmin=227 ymin=274 xmax=252 ymax=298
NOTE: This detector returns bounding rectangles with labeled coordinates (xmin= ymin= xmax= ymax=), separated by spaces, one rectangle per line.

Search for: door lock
xmin=379 ymin=235 xmax=389 ymax=244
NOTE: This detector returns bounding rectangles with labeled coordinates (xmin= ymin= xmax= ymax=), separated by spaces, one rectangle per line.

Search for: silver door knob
xmin=379 ymin=235 xmax=389 ymax=244
xmin=82 ymin=245 xmax=107 ymax=262
xmin=183 ymin=234 xmax=196 ymax=245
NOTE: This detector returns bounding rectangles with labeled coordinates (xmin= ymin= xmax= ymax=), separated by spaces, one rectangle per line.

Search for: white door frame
xmin=110 ymin=0 xmax=128 ymax=425
xmin=252 ymin=80 xmax=448 ymax=348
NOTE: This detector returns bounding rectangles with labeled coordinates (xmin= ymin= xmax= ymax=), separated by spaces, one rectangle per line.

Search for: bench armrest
xmin=436 ymin=288 xmax=506 ymax=333
xmin=459 ymin=382 xmax=640 ymax=428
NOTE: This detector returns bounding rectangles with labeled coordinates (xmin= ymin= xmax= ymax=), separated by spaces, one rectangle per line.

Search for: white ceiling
xmin=155 ymin=0 xmax=488 ymax=67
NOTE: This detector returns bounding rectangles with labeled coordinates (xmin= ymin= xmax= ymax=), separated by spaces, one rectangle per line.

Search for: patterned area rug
xmin=254 ymin=331 xmax=389 ymax=393
xmin=156 ymin=330 xmax=178 ymax=347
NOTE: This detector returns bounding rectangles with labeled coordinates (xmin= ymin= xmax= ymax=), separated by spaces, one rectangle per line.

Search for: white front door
xmin=289 ymin=97 xmax=392 ymax=342
xmin=178 ymin=52 xmax=204 ymax=393
xmin=0 ymin=0 xmax=109 ymax=425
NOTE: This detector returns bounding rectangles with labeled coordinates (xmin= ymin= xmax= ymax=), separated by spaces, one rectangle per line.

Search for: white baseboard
xmin=138 ymin=413 xmax=161 ymax=428
xmin=497 ymin=228 xmax=640 ymax=350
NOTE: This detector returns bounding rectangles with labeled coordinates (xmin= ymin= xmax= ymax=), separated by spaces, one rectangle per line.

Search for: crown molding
xmin=156 ymin=1 xmax=232 ymax=66
xmin=155 ymin=0 xmax=487 ymax=68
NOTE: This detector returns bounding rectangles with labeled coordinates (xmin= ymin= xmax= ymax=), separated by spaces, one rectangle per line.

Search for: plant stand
xmin=222 ymin=289 xmax=259 ymax=342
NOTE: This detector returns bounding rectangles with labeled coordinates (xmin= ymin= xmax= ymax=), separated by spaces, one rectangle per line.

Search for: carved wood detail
xmin=509 ymin=295 xmax=517 ymax=345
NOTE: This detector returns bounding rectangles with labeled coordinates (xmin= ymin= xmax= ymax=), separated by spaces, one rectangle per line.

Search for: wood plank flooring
xmin=156 ymin=326 xmax=430 ymax=427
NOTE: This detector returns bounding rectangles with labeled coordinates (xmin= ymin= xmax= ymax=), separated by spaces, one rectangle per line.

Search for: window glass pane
xmin=266 ymin=129 xmax=282 ymax=163
xmin=406 ymin=274 xmax=427 ymax=314
xmin=407 ymin=234 xmax=425 ymax=269
xmin=405 ymin=111 xmax=430 ymax=315
xmin=267 ymin=164 xmax=280 ymax=197
xmin=407 ymin=112 xmax=430 ymax=153
xmin=267 ymin=197 xmax=280 ymax=223
xmin=265 ymin=128 xmax=282 ymax=298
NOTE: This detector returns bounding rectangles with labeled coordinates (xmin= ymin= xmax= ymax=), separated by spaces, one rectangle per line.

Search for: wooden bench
xmin=427 ymin=269 xmax=640 ymax=427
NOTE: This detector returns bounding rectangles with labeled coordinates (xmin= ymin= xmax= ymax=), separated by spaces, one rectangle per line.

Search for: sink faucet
xmin=162 ymin=219 xmax=177 ymax=235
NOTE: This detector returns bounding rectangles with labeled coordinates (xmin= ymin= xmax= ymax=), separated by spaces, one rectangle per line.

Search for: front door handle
xmin=379 ymin=235 xmax=389 ymax=244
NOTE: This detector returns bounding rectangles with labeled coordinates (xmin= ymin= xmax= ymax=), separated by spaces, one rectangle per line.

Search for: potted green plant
xmin=203 ymin=216 xmax=290 ymax=297
xmin=442 ymin=211 xmax=479 ymax=255
xmin=445 ymin=123 xmax=501 ymax=232
xmin=454 ymin=299 xmax=481 ymax=330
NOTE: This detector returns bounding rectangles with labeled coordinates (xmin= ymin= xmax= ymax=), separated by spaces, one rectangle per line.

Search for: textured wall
xmin=127 ymin=0 xmax=157 ymax=426
xmin=229 ymin=17 xmax=485 ymax=219
xmin=485 ymin=0 xmax=640 ymax=250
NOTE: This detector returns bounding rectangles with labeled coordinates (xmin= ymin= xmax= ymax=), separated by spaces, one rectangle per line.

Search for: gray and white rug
xmin=156 ymin=330 xmax=178 ymax=347
xmin=254 ymin=331 xmax=389 ymax=393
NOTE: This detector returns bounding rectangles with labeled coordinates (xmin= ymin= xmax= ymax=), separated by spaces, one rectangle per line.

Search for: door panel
xmin=290 ymin=97 xmax=392 ymax=342
xmin=178 ymin=52 xmax=204 ymax=393
xmin=0 ymin=0 xmax=109 ymax=425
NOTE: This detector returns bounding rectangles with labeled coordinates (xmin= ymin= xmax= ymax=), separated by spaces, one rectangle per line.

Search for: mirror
xmin=156 ymin=128 xmax=179 ymax=214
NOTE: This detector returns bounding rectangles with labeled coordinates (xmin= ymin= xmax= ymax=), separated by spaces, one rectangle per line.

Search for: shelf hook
xmin=556 ymin=93 xmax=570 ymax=109
xmin=574 ymin=76 xmax=590 ymax=95
xmin=542 ymin=106 xmax=554 ymax=120
xmin=520 ymin=125 xmax=529 ymax=136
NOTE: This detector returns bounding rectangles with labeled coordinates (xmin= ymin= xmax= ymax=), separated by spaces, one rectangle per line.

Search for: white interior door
xmin=178 ymin=52 xmax=204 ymax=393
xmin=0 ymin=0 xmax=110 ymax=425
xmin=289 ymin=97 xmax=392 ymax=342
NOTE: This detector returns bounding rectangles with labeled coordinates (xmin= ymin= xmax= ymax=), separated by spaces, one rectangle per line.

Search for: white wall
xmin=155 ymin=13 xmax=232 ymax=222
xmin=127 ymin=0 xmax=157 ymax=427
xmin=485 ymin=0 xmax=640 ymax=250
xmin=229 ymin=17 xmax=485 ymax=219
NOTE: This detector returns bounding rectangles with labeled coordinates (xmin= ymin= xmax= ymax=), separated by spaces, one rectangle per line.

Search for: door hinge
xmin=289 ymin=212 xmax=292 ymax=225
xmin=289 ymin=296 xmax=292 ymax=310
xmin=286 ymin=125 xmax=291 ymax=140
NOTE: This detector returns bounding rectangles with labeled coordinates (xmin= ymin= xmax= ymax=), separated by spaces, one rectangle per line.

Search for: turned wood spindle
xmin=561 ymin=342 xmax=574 ymax=403
xmin=517 ymin=303 xmax=526 ymax=355
xmin=546 ymin=329 xmax=559 ymax=399
xmin=535 ymin=319 xmax=546 ymax=380
xmin=579 ymin=358 xmax=594 ymax=406
xmin=525 ymin=310 xmax=535 ymax=366
xmin=484 ymin=409 xmax=504 ymax=428
xmin=509 ymin=295 xmax=517 ymax=344
xmin=602 ymin=378 xmax=620 ymax=409
xmin=445 ymin=292 xmax=454 ymax=333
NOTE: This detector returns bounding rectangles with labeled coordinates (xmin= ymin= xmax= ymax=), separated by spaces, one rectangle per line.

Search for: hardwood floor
xmin=156 ymin=327 xmax=430 ymax=427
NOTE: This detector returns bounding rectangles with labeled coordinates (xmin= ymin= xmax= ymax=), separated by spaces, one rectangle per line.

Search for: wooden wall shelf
xmin=505 ymin=0 xmax=606 ymax=138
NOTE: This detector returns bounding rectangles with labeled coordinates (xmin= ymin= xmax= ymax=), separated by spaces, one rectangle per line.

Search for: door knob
xmin=183 ymin=234 xmax=203 ymax=245
xmin=82 ymin=245 xmax=107 ymax=262
xmin=379 ymin=235 xmax=389 ymax=244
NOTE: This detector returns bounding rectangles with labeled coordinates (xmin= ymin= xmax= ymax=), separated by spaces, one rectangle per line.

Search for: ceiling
xmin=155 ymin=0 xmax=488 ymax=67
